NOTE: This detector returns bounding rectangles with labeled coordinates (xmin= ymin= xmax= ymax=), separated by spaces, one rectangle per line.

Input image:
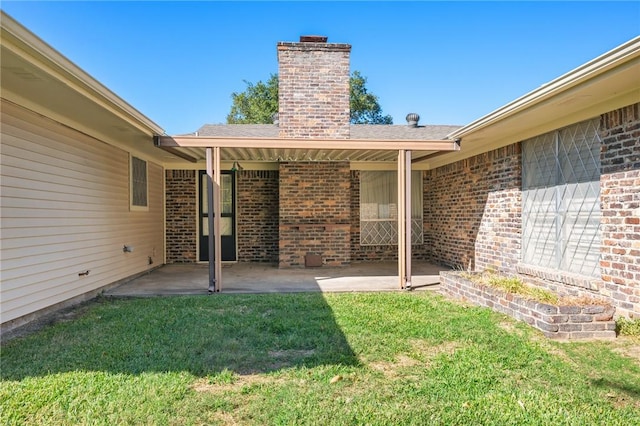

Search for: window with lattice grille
xmin=360 ymin=171 xmax=423 ymax=245
xmin=521 ymin=118 xmax=601 ymax=277
xmin=130 ymin=155 xmax=148 ymax=210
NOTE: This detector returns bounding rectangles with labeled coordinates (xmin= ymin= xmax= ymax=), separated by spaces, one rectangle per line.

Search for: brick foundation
xmin=441 ymin=271 xmax=616 ymax=340
xmin=280 ymin=224 xmax=350 ymax=267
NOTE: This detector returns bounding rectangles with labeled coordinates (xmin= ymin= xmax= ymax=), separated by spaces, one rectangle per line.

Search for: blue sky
xmin=2 ymin=1 xmax=639 ymax=135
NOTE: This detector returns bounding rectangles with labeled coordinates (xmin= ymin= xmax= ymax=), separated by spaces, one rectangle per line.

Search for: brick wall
xmin=279 ymin=162 xmax=351 ymax=267
xmin=165 ymin=170 xmax=197 ymax=263
xmin=424 ymin=103 xmax=638 ymax=317
xmin=237 ymin=170 xmax=279 ymax=263
xmin=600 ymin=102 xmax=640 ymax=318
xmin=441 ymin=272 xmax=616 ymax=340
xmin=423 ymin=145 xmax=522 ymax=272
xmin=277 ymin=40 xmax=351 ymax=139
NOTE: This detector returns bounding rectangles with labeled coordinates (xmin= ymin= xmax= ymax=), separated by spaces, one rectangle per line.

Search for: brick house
xmin=159 ymin=36 xmax=640 ymax=317
xmin=1 ymin=10 xmax=638 ymax=334
xmin=158 ymin=37 xmax=460 ymax=291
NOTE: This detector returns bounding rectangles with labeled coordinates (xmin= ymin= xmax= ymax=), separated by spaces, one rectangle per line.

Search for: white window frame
xmin=130 ymin=155 xmax=148 ymax=211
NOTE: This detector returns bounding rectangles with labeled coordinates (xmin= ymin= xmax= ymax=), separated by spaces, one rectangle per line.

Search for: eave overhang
xmin=428 ymin=36 xmax=640 ymax=169
xmin=0 ymin=11 xmax=168 ymax=162
xmin=154 ymin=135 xmax=461 ymax=166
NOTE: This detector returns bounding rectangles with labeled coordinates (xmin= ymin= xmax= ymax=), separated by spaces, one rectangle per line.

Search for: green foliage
xmin=349 ymin=70 xmax=393 ymax=124
xmin=487 ymin=275 xmax=526 ymax=294
xmin=527 ymin=287 xmax=560 ymax=305
xmin=207 ymin=368 xmax=237 ymax=385
xmin=226 ymin=71 xmax=393 ymax=124
xmin=226 ymin=73 xmax=279 ymax=124
xmin=463 ymin=271 xmax=559 ymax=304
xmin=2 ymin=293 xmax=639 ymax=425
xmin=617 ymin=317 xmax=640 ymax=338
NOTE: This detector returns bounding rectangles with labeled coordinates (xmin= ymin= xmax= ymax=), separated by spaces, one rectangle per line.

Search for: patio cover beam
xmin=155 ymin=135 xmax=460 ymax=153
xmin=411 ymin=139 xmax=461 ymax=164
xmin=397 ymin=150 xmax=412 ymax=290
xmin=160 ymin=146 xmax=199 ymax=163
xmin=398 ymin=150 xmax=406 ymax=289
xmin=205 ymin=147 xmax=222 ymax=292
xmin=405 ymin=150 xmax=412 ymax=289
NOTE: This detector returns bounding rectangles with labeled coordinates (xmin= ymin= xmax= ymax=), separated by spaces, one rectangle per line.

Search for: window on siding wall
xmin=130 ymin=155 xmax=148 ymax=210
xmin=521 ymin=118 xmax=601 ymax=277
xmin=360 ymin=171 xmax=423 ymax=245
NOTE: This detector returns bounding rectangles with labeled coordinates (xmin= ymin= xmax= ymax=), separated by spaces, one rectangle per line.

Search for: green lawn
xmin=1 ymin=292 xmax=639 ymax=425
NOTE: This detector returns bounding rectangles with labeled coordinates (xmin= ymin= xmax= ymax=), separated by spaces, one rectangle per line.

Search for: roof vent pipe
xmin=406 ymin=113 xmax=420 ymax=127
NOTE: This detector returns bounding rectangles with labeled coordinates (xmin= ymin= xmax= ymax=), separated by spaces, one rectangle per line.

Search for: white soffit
xmin=0 ymin=12 xmax=168 ymax=163
xmin=427 ymin=36 xmax=640 ymax=169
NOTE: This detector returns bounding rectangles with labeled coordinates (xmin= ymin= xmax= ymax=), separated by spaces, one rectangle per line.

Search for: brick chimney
xmin=277 ymin=36 xmax=351 ymax=139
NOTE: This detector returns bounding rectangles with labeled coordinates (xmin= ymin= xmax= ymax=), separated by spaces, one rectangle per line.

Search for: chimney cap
xmin=300 ymin=35 xmax=328 ymax=43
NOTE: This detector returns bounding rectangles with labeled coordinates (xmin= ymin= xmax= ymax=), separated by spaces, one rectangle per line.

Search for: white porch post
xmin=205 ymin=147 xmax=223 ymax=292
xmin=405 ymin=150 xmax=412 ymax=289
xmin=206 ymin=148 xmax=216 ymax=292
xmin=213 ymin=146 xmax=222 ymax=291
xmin=398 ymin=150 xmax=406 ymax=289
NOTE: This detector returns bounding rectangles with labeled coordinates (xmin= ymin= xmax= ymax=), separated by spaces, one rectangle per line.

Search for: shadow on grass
xmin=590 ymin=377 xmax=640 ymax=400
xmin=0 ymin=293 xmax=359 ymax=380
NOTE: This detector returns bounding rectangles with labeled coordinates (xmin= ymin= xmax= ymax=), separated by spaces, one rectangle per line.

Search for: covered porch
xmin=155 ymin=134 xmax=460 ymax=293
xmin=105 ymin=262 xmax=449 ymax=297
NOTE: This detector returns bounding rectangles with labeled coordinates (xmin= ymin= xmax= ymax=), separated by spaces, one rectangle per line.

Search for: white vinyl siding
xmin=0 ymin=100 xmax=165 ymax=324
xmin=521 ymin=118 xmax=601 ymax=277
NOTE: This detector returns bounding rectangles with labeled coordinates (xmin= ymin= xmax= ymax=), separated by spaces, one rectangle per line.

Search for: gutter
xmin=0 ymin=11 xmax=165 ymax=137
xmin=447 ymin=36 xmax=640 ymax=141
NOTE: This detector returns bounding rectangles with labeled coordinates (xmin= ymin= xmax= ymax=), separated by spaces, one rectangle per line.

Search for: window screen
xmin=360 ymin=171 xmax=423 ymax=245
xmin=131 ymin=156 xmax=148 ymax=208
xmin=522 ymin=118 xmax=601 ymax=277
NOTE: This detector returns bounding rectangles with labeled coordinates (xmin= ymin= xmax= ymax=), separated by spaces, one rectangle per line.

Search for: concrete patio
xmin=104 ymin=262 xmax=449 ymax=296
